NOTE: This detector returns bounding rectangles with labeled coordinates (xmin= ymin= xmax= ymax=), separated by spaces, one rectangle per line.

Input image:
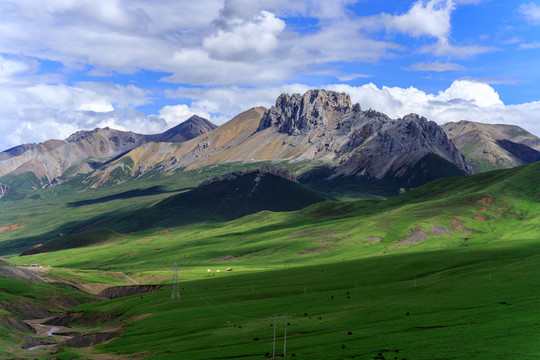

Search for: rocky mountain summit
xmin=258 ymin=90 xmax=354 ymax=135
xmin=8 ymin=90 xmax=523 ymax=192
xmin=84 ymin=90 xmax=474 ymax=190
xmin=257 ymin=89 xmax=472 ymax=184
xmin=0 ymin=115 xmax=216 ymax=189
xmin=157 ymin=115 xmax=217 ymax=143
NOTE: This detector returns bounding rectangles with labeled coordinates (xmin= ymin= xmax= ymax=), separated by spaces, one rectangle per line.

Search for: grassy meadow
xmin=0 ymin=161 xmax=539 ymax=359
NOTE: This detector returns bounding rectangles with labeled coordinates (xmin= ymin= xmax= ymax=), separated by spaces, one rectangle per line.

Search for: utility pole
xmin=171 ymin=260 xmax=180 ymax=300
xmin=269 ymin=313 xmax=294 ymax=359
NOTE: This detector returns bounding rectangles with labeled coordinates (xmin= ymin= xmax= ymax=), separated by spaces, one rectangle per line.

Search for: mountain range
xmin=0 ymin=115 xmax=216 ymax=189
xmin=54 ymin=90 xmax=473 ymax=192
xmin=1 ymin=89 xmax=539 ymax=195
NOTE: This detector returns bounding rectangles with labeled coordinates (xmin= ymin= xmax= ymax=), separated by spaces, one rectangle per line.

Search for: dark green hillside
xmin=157 ymin=171 xmax=327 ymax=221
xmin=95 ymin=169 xmax=328 ymax=233
xmin=86 ymin=169 xmax=328 ymax=232
xmin=20 ymin=229 xmax=119 ymax=255
xmin=16 ymin=171 xmax=327 ymax=254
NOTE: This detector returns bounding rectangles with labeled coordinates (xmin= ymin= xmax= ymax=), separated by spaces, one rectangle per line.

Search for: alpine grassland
xmin=0 ymin=161 xmax=539 ymax=359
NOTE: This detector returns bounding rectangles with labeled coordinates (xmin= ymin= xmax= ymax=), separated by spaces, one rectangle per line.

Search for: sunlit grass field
xmin=0 ymin=162 xmax=538 ymax=359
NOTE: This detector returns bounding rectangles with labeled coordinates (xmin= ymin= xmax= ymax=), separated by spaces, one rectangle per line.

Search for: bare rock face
xmin=258 ymin=89 xmax=472 ymax=185
xmin=258 ymin=89 xmax=353 ymax=135
xmin=42 ymin=177 xmax=61 ymax=189
xmin=336 ymin=113 xmax=473 ymax=179
xmin=98 ymin=285 xmax=163 ymax=299
xmin=0 ymin=183 xmax=8 ymax=199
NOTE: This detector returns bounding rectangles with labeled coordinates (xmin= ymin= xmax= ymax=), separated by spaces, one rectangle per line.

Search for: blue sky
xmin=1 ymin=0 xmax=539 ymax=150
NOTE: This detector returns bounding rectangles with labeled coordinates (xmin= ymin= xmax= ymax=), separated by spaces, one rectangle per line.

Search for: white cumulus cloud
xmin=359 ymin=0 xmax=454 ymax=40
xmin=203 ymin=10 xmax=285 ymax=61
xmin=519 ymin=2 xmax=540 ymax=24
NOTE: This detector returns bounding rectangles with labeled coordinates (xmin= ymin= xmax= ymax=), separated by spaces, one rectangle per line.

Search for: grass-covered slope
xmin=16 ymin=161 xmax=539 ymax=272
xmin=71 ymin=246 xmax=540 ymax=359
xmin=19 ymin=171 xmax=327 ymax=254
xmin=2 ymin=162 xmax=539 ymax=359
xmin=0 ymin=161 xmax=279 ymax=256
xmin=156 ymin=171 xmax=327 ymax=221
xmin=0 ymin=275 xmax=90 ymax=359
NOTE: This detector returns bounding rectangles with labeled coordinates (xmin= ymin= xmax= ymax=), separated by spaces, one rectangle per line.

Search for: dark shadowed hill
xmin=156 ymin=168 xmax=327 ymax=222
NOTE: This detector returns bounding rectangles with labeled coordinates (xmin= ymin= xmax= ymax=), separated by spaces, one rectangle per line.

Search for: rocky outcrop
xmin=42 ymin=177 xmax=61 ymax=189
xmin=0 ymin=183 xmax=8 ymax=199
xmin=43 ymin=310 xmax=117 ymax=327
xmin=199 ymin=165 xmax=297 ymax=187
xmin=0 ymin=315 xmax=35 ymax=333
xmin=0 ymin=300 xmax=53 ymax=319
xmin=63 ymin=331 xmax=121 ymax=348
xmin=86 ymin=90 xmax=472 ymax=190
xmin=258 ymin=90 xmax=353 ymax=135
xmin=258 ymin=89 xmax=472 ymax=183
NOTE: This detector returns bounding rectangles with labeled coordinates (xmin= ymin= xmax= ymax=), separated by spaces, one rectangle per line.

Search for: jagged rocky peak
xmin=258 ymin=89 xmax=357 ymax=135
xmin=66 ymin=127 xmax=104 ymax=142
xmin=399 ymin=113 xmax=444 ymax=139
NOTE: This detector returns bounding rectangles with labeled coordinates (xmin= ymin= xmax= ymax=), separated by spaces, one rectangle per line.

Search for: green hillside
xmin=0 ymin=161 xmax=538 ymax=359
xmin=19 ymin=171 xmax=327 ymax=254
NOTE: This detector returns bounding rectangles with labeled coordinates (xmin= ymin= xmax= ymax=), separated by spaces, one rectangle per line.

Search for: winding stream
xmin=24 ymin=317 xmax=73 ymax=351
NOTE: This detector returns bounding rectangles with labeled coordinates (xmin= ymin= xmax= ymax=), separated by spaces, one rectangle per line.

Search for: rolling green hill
xmin=19 ymin=170 xmax=327 ymax=255
xmin=0 ymin=161 xmax=538 ymax=359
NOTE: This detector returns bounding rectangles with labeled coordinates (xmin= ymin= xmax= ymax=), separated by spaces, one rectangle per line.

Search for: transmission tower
xmin=171 ymin=260 xmax=180 ymax=300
